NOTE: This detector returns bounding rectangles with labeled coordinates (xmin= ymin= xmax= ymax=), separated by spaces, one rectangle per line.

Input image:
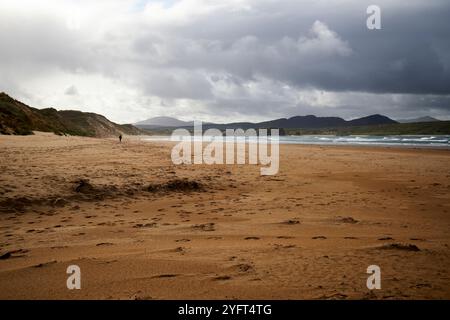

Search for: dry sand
xmin=0 ymin=132 xmax=449 ymax=299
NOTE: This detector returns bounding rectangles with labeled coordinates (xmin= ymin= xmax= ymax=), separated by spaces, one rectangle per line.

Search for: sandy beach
xmin=0 ymin=132 xmax=449 ymax=299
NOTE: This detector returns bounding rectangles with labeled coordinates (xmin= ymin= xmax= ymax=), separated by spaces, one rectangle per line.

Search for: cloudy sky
xmin=1 ymin=0 xmax=449 ymax=124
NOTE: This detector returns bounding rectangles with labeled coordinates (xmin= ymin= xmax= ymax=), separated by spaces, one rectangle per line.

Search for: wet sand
xmin=0 ymin=132 xmax=449 ymax=299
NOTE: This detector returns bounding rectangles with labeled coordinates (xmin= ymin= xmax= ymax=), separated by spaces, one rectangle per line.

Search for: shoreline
xmin=137 ymin=134 xmax=450 ymax=150
xmin=2 ymin=131 xmax=450 ymax=150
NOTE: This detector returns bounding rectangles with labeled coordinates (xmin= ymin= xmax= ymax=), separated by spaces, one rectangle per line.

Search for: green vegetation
xmin=0 ymin=92 xmax=142 ymax=137
xmin=285 ymin=121 xmax=450 ymax=136
xmin=141 ymin=128 xmax=180 ymax=136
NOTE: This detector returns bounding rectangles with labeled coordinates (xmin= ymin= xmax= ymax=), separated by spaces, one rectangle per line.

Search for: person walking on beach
xmin=119 ymin=134 xmax=122 ymax=143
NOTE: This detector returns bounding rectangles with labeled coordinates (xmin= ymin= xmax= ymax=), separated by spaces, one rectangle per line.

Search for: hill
xmin=136 ymin=114 xmax=398 ymax=131
xmin=285 ymin=121 xmax=450 ymax=136
xmin=136 ymin=114 xmax=450 ymax=136
xmin=0 ymin=93 xmax=142 ymax=137
xmin=397 ymin=116 xmax=441 ymax=124
xmin=134 ymin=116 xmax=193 ymax=128
xmin=257 ymin=114 xmax=397 ymax=129
xmin=347 ymin=114 xmax=397 ymax=126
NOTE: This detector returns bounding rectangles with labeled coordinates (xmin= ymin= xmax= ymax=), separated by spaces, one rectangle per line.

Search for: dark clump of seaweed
xmin=147 ymin=179 xmax=203 ymax=193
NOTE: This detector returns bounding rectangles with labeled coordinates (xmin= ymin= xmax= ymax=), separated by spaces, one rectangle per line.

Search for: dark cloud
xmin=0 ymin=0 xmax=449 ymax=123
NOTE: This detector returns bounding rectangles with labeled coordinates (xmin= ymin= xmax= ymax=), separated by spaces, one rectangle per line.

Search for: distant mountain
xmin=136 ymin=114 xmax=398 ymax=131
xmin=258 ymin=115 xmax=347 ymax=129
xmin=397 ymin=116 xmax=441 ymax=124
xmin=134 ymin=116 xmax=193 ymax=128
xmin=347 ymin=114 xmax=397 ymax=126
xmin=0 ymin=92 xmax=142 ymax=137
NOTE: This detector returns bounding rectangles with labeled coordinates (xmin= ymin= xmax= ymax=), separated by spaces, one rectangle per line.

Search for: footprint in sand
xmin=273 ymin=244 xmax=297 ymax=250
xmin=191 ymin=223 xmax=215 ymax=232
xmin=151 ymin=274 xmax=178 ymax=279
xmin=133 ymin=223 xmax=158 ymax=229
xmin=51 ymin=245 xmax=68 ymax=249
xmin=96 ymin=242 xmax=114 ymax=246
xmin=244 ymin=236 xmax=260 ymax=240
xmin=280 ymin=219 xmax=300 ymax=225
xmin=33 ymin=260 xmax=57 ymax=268
xmin=166 ymin=246 xmax=186 ymax=254
xmin=336 ymin=216 xmax=359 ymax=224
xmin=377 ymin=243 xmax=420 ymax=252
xmin=212 ymin=275 xmax=232 ymax=281
xmin=231 ymin=263 xmax=254 ymax=273
xmin=175 ymin=239 xmax=191 ymax=242
xmin=0 ymin=249 xmax=29 ymax=260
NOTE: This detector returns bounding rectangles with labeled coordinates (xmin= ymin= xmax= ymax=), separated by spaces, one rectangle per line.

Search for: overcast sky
xmin=1 ymin=0 xmax=449 ymax=123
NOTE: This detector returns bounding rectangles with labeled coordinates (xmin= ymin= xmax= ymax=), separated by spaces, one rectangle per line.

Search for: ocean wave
xmin=142 ymin=135 xmax=450 ymax=148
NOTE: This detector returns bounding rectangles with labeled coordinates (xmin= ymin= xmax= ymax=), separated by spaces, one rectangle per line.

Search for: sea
xmin=142 ymin=135 xmax=450 ymax=148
